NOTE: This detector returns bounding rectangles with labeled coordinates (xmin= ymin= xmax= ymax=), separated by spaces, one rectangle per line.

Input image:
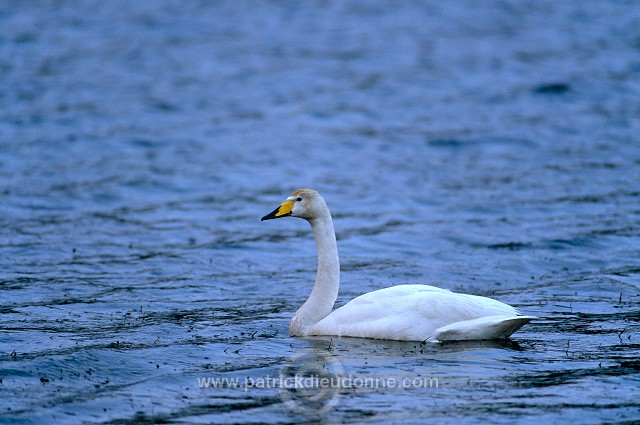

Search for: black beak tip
xmin=261 ymin=207 xmax=280 ymax=221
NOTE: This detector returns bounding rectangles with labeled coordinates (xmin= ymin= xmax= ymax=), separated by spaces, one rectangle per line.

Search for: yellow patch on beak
xmin=261 ymin=199 xmax=295 ymax=221
xmin=276 ymin=199 xmax=295 ymax=217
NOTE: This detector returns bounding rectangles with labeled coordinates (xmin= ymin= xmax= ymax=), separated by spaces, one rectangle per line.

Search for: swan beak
xmin=261 ymin=199 xmax=295 ymax=221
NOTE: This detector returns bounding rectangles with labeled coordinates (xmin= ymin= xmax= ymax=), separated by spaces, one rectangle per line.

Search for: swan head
xmin=261 ymin=189 xmax=325 ymax=221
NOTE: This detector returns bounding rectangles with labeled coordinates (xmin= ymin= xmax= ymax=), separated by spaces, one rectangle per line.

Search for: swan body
xmin=261 ymin=189 xmax=535 ymax=342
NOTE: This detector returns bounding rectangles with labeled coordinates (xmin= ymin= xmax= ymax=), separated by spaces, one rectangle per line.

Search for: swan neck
xmin=292 ymin=212 xmax=339 ymax=334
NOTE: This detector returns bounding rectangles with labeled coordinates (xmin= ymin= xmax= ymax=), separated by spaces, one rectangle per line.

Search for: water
xmin=1 ymin=1 xmax=639 ymax=423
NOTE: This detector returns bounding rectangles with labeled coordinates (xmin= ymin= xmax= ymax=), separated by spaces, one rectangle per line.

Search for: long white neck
xmin=289 ymin=209 xmax=339 ymax=336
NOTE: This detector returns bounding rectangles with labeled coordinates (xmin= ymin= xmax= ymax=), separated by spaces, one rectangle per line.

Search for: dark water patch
xmin=581 ymin=161 xmax=620 ymax=170
xmin=551 ymin=193 xmax=626 ymax=205
xmin=427 ymin=138 xmax=472 ymax=148
xmin=100 ymin=396 xmax=283 ymax=425
xmin=585 ymin=226 xmax=640 ymax=238
xmin=486 ymin=242 xmax=532 ymax=250
xmin=607 ymin=267 xmax=640 ymax=278
xmin=551 ymin=310 xmax=640 ymax=337
xmin=532 ymin=82 xmax=571 ymax=94
xmin=513 ymin=362 xmax=640 ymax=389
xmin=339 ymin=219 xmax=414 ymax=239
xmin=340 ymin=258 xmax=408 ymax=273
xmin=545 ymin=238 xmax=591 ymax=250
xmin=476 ymin=236 xmax=596 ymax=252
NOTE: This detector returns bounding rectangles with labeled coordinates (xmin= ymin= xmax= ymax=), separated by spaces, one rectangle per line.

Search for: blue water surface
xmin=1 ymin=1 xmax=639 ymax=424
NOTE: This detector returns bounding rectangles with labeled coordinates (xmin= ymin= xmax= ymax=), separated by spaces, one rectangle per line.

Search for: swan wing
xmin=307 ymin=284 xmax=526 ymax=341
xmin=432 ymin=315 xmax=537 ymax=342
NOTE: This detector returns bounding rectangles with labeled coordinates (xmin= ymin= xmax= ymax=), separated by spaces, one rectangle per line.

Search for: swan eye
xmin=296 ymin=197 xmax=303 ymax=202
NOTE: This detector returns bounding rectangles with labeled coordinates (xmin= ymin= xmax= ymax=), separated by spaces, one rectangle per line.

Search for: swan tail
xmin=431 ymin=315 xmax=537 ymax=342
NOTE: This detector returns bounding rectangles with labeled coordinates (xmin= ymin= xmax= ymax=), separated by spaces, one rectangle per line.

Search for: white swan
xmin=261 ymin=189 xmax=535 ymax=342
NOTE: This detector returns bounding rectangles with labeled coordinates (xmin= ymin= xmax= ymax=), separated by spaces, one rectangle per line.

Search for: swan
xmin=261 ymin=189 xmax=535 ymax=342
